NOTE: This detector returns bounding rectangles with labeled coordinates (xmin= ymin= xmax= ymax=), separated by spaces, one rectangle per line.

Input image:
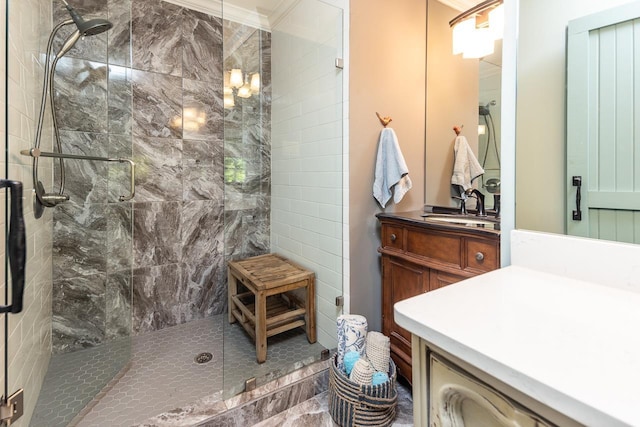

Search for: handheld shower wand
xmin=29 ymin=2 xmax=113 ymax=217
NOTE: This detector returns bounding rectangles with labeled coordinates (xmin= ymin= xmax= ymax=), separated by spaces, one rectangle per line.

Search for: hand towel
xmin=451 ymin=135 xmax=484 ymax=191
xmin=373 ymin=128 xmax=412 ymax=208
xmin=336 ymin=314 xmax=368 ymax=370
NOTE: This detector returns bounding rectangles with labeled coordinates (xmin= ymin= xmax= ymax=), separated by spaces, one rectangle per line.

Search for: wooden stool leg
xmin=228 ymin=268 xmax=237 ymax=324
xmin=256 ymin=290 xmax=267 ymax=363
xmin=306 ymin=277 xmax=317 ymax=343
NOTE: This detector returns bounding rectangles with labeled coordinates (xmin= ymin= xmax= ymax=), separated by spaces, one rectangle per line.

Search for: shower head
xmin=479 ymin=100 xmax=497 ymax=116
xmin=61 ymin=0 xmax=113 ymax=37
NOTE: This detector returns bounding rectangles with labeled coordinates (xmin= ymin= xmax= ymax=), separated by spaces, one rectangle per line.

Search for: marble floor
xmin=30 ymin=314 xmax=325 ymax=426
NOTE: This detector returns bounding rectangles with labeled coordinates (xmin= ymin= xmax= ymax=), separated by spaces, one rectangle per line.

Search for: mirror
xmin=515 ymin=0 xmax=638 ymax=236
xmin=425 ymin=0 xmax=502 ymax=212
xmin=478 ymin=40 xmax=502 ymax=207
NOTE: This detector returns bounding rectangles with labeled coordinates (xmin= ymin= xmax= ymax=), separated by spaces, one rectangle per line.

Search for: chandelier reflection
xmin=224 ymin=68 xmax=260 ymax=108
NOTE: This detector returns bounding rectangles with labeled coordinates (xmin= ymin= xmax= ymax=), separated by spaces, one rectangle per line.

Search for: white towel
xmin=451 ymin=135 xmax=484 ymax=191
xmin=373 ymin=128 xmax=412 ymax=208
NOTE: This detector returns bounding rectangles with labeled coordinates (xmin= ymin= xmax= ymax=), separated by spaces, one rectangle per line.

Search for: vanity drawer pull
xmin=390 ymin=234 xmax=397 ymax=242
xmin=475 ymin=252 xmax=484 ymax=262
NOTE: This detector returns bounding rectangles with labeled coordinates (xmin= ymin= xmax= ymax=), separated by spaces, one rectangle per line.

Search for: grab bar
xmin=21 ymin=148 xmax=136 ymax=202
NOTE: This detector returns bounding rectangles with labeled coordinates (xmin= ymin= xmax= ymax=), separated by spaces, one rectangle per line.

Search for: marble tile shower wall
xmin=52 ymin=0 xmax=271 ymax=353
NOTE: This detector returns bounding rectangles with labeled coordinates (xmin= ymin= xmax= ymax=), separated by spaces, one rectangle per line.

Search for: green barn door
xmin=567 ymin=1 xmax=640 ymax=242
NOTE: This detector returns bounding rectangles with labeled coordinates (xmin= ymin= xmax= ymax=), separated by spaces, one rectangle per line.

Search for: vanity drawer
xmin=382 ymin=224 xmax=404 ymax=250
xmin=406 ymin=228 xmax=462 ymax=268
xmin=465 ymin=238 xmax=499 ymax=272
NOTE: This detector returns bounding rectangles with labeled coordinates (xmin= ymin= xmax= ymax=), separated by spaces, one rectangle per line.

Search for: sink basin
xmin=421 ymin=214 xmax=499 ymax=226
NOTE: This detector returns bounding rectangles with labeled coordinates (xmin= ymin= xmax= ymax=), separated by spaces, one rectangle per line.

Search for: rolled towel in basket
xmin=349 ymin=358 xmax=376 ymax=385
xmin=337 ymin=314 xmax=368 ymax=370
xmin=343 ymin=351 xmax=360 ymax=375
xmin=372 ymin=371 xmax=389 ymax=386
xmin=366 ymin=331 xmax=391 ymax=373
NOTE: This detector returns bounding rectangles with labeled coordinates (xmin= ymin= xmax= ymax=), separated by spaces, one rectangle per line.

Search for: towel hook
xmin=376 ymin=112 xmax=393 ymax=128
xmin=453 ymin=125 xmax=464 ymax=136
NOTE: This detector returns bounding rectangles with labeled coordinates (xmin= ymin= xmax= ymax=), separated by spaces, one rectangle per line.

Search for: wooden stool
xmin=227 ymin=253 xmax=316 ymax=363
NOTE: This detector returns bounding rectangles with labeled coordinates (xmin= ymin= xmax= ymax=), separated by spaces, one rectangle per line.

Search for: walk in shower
xmin=2 ymin=0 xmax=345 ymax=424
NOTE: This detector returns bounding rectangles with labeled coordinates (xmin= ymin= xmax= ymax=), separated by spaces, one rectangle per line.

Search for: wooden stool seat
xmin=228 ymin=253 xmax=316 ymax=363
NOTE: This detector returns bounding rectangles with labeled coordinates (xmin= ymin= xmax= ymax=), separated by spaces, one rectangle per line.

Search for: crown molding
xmin=436 ymin=0 xmax=479 ymax=12
xmin=162 ymin=0 xmax=271 ymax=31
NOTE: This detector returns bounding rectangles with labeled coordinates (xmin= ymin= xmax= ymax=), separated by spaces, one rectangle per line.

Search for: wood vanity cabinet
xmin=377 ymin=212 xmax=500 ymax=384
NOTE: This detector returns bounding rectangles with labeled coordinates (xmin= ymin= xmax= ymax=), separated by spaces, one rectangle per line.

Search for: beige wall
xmin=349 ymin=0 xmax=426 ymax=331
xmin=426 ymin=0 xmax=479 ymax=207
xmin=3 ymin=0 xmax=54 ymax=424
xmin=516 ymin=0 xmax=637 ymax=233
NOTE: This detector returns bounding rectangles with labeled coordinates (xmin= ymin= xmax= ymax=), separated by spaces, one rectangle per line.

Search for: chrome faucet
xmin=464 ymin=188 xmax=486 ymax=217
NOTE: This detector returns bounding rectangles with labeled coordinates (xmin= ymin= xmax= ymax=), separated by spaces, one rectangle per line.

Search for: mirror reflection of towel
xmin=373 ymin=128 xmax=412 ymax=208
xmin=451 ymin=135 xmax=484 ymax=191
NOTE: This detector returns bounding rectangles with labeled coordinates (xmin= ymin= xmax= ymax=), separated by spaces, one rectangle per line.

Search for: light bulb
xmin=489 ymin=4 xmax=504 ymax=40
xmin=224 ymin=93 xmax=235 ymax=108
xmin=462 ymin=27 xmax=494 ymax=59
xmin=452 ymin=18 xmax=475 ymax=55
xmin=237 ymin=84 xmax=252 ymax=98
xmin=250 ymin=73 xmax=260 ymax=94
xmin=229 ymin=68 xmax=243 ymax=88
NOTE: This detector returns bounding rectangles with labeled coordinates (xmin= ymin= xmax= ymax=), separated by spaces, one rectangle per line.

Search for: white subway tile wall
xmin=2 ymin=0 xmax=54 ymax=424
xmin=271 ymin=0 xmax=344 ymax=349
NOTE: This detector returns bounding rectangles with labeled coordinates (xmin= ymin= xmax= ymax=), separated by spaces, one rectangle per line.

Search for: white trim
xmin=436 ymin=0 xmax=480 ymax=13
xmin=162 ymin=0 xmax=272 ymax=30
xmin=268 ymin=0 xmax=300 ymax=29
xmin=499 ymin=0 xmax=518 ymax=266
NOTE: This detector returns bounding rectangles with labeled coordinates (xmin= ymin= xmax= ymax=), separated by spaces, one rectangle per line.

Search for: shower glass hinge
xmin=335 ymin=296 xmax=344 ymax=307
xmin=0 ymin=389 xmax=24 ymax=426
xmin=335 ymin=58 xmax=344 ymax=69
xmin=244 ymin=377 xmax=256 ymax=393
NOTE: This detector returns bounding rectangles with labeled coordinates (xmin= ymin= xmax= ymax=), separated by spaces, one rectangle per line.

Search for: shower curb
xmin=134 ymin=358 xmax=330 ymax=427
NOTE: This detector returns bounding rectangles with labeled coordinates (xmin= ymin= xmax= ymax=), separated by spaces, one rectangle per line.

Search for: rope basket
xmin=328 ymin=353 xmax=398 ymax=427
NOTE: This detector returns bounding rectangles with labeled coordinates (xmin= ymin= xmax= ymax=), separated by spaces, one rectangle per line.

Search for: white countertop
xmin=395 ymin=264 xmax=640 ymax=426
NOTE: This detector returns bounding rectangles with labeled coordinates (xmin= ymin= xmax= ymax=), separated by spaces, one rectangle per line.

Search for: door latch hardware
xmin=335 ymin=58 xmax=344 ymax=69
xmin=0 ymin=389 xmax=24 ymax=425
xmin=572 ymin=176 xmax=582 ymax=221
xmin=335 ymin=296 xmax=344 ymax=307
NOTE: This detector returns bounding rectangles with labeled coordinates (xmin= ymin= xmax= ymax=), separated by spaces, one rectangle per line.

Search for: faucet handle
xmin=452 ymin=196 xmax=468 ymax=215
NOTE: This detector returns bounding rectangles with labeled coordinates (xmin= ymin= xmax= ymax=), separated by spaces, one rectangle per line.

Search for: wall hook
xmin=376 ymin=112 xmax=393 ymax=127
xmin=453 ymin=125 xmax=464 ymax=136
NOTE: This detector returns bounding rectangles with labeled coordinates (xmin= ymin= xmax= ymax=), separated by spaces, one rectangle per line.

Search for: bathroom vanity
xmin=376 ymin=211 xmax=500 ymax=383
xmin=396 ymin=230 xmax=640 ymax=426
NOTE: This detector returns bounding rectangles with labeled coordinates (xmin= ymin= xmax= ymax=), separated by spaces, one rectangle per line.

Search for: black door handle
xmin=0 ymin=180 xmax=25 ymax=314
xmin=572 ymin=176 xmax=582 ymax=221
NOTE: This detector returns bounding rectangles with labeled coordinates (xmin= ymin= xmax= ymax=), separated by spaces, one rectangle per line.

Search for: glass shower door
xmin=3 ymin=0 xmax=135 ymax=425
xmin=222 ymin=0 xmax=345 ymax=397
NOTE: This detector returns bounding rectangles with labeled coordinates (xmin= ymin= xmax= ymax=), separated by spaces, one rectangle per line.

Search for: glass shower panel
xmin=222 ymin=0 xmax=344 ymax=397
xmin=4 ymin=0 xmax=134 ymax=425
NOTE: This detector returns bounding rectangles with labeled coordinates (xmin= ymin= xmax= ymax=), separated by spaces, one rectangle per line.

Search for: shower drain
xmin=194 ymin=352 xmax=213 ymax=364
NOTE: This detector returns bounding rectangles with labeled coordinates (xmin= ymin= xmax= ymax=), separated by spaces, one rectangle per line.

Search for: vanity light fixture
xmin=450 ymin=0 xmax=504 ymax=59
xmin=224 ymin=68 xmax=261 ymax=108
